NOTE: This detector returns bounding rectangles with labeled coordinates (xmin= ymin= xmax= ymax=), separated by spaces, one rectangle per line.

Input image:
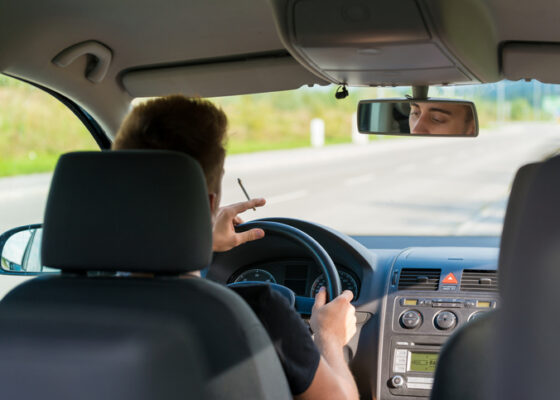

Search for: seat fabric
xmin=0 ymin=305 xmax=204 ymax=400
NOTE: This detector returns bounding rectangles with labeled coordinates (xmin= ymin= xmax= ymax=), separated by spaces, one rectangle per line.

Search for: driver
xmin=112 ymin=95 xmax=359 ymax=400
xmin=409 ymin=102 xmax=476 ymax=135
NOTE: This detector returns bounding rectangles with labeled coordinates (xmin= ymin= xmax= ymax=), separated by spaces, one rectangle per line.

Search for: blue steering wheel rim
xmin=235 ymin=221 xmax=342 ymax=301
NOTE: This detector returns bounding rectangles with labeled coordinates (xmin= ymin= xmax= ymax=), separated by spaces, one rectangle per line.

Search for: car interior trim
xmin=122 ymin=54 xmax=327 ymax=98
xmin=2 ymin=73 xmax=111 ymax=149
xmin=502 ymin=42 xmax=560 ymax=84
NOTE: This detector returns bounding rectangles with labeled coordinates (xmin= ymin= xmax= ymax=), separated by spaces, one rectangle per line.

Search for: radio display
xmin=409 ymin=352 xmax=439 ymax=373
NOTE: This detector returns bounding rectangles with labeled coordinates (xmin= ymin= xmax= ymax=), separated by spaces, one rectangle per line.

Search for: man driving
xmin=112 ymin=95 xmax=359 ymax=400
xmin=409 ymin=101 xmax=476 ymax=135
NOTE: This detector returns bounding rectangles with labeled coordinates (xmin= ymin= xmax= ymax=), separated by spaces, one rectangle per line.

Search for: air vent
xmin=398 ymin=268 xmax=441 ymax=291
xmin=460 ymin=270 xmax=498 ymax=292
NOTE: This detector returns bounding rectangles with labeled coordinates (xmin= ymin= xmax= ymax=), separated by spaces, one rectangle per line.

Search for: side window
xmin=0 ymin=74 xmax=99 ymax=232
xmin=0 ymin=75 xmax=100 ymax=280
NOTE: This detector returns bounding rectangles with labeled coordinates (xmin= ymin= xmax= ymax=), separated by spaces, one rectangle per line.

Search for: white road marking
xmin=345 ymin=174 xmax=374 ymax=186
xmin=266 ymin=190 xmax=308 ymax=204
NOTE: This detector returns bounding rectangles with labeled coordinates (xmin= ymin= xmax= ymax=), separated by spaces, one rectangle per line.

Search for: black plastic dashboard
xmin=207 ymin=218 xmax=500 ymax=400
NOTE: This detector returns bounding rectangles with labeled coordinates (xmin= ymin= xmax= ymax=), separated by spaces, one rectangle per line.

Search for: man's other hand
xmin=212 ymin=198 xmax=266 ymax=252
xmin=310 ymin=287 xmax=357 ymax=347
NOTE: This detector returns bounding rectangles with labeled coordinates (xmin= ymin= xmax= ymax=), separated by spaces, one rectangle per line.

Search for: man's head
xmin=113 ymin=95 xmax=227 ymax=215
xmin=408 ymin=102 xmax=476 ymax=135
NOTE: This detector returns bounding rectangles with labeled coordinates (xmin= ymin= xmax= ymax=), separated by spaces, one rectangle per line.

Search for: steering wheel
xmin=227 ymin=221 xmax=342 ymax=315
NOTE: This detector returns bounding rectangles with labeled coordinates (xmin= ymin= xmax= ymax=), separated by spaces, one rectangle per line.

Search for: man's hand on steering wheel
xmin=213 ymin=198 xmax=266 ymax=252
xmin=311 ymin=287 xmax=357 ymax=347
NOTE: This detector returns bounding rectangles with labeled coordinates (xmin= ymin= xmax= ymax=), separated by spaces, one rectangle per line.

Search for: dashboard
xmin=229 ymin=260 xmax=360 ymax=299
xmin=208 ymin=217 xmax=500 ymax=400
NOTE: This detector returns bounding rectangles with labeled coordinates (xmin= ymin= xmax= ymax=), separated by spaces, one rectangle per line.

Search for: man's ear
xmin=208 ymin=192 xmax=218 ymax=215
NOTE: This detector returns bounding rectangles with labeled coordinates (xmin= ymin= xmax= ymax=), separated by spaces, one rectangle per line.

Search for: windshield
xmin=209 ymin=80 xmax=560 ymax=236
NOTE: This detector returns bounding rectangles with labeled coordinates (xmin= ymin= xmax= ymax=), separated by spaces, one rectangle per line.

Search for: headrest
xmin=42 ymin=151 xmax=212 ymax=273
xmin=498 ymin=162 xmax=541 ymax=290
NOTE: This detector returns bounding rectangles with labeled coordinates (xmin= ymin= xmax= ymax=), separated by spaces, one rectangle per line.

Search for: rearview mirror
xmin=357 ymin=99 xmax=478 ymax=137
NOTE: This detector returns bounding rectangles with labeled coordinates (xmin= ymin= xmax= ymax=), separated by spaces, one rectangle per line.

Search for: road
xmin=1 ymin=123 xmax=559 ymax=238
xmin=0 ymin=122 xmax=558 ymax=297
xmin=221 ymin=122 xmax=560 ymax=235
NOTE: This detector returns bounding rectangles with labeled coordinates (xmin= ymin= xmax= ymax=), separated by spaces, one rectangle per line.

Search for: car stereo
xmin=378 ymin=258 xmax=500 ymax=399
xmin=388 ymin=340 xmax=440 ymax=395
xmin=381 ymin=295 xmax=497 ymax=398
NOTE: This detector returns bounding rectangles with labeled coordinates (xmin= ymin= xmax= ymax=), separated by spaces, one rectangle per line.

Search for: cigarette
xmin=237 ymin=178 xmax=256 ymax=211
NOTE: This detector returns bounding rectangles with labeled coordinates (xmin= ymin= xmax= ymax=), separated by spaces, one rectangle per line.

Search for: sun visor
xmin=121 ymin=55 xmax=327 ymax=98
xmin=502 ymin=43 xmax=560 ymax=84
xmin=268 ymin=0 xmax=500 ymax=86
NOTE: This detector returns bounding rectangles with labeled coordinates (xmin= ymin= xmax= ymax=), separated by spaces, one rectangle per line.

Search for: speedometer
xmin=234 ymin=269 xmax=276 ymax=284
xmin=310 ymin=271 xmax=359 ymax=299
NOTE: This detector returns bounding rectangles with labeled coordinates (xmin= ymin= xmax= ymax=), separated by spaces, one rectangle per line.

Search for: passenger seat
xmin=431 ymin=160 xmax=543 ymax=400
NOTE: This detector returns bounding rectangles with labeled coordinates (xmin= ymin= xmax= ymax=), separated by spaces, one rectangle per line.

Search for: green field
xmin=0 ymin=75 xmax=554 ymax=177
xmin=0 ymin=75 xmax=380 ymax=177
xmin=0 ymin=76 xmax=97 ymax=176
xmin=213 ymin=87 xmax=379 ymax=154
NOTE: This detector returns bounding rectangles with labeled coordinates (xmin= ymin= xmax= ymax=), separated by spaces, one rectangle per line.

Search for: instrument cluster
xmin=230 ymin=259 xmax=360 ymax=299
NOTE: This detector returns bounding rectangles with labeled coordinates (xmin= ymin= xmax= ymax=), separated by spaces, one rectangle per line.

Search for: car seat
xmin=0 ymin=150 xmax=291 ymax=400
xmin=430 ymin=159 xmax=558 ymax=400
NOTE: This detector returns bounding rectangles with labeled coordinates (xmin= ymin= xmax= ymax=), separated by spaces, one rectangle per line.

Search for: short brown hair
xmin=113 ymin=95 xmax=227 ymax=192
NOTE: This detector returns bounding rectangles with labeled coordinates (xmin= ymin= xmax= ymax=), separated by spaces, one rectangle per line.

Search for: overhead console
xmin=268 ymin=0 xmax=500 ymax=86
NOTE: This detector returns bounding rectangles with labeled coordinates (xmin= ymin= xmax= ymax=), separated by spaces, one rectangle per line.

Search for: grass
xmin=2 ymin=74 xmax=553 ymax=177
xmin=0 ymin=154 xmax=61 ymax=176
xmin=0 ymin=76 xmax=379 ymax=176
xmin=214 ymin=88 xmax=370 ymax=152
xmin=0 ymin=76 xmax=98 ymax=176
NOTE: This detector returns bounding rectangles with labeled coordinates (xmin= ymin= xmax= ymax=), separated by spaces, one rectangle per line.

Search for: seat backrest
xmin=0 ymin=305 xmax=204 ymax=400
xmin=0 ymin=151 xmax=291 ymax=400
xmin=2 ymin=275 xmax=290 ymax=400
xmin=497 ymin=156 xmax=560 ymax=400
xmin=497 ymin=162 xmax=541 ymax=290
xmin=431 ymin=161 xmax=542 ymax=400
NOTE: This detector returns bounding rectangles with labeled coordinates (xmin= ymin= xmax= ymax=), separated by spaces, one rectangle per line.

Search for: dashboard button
xmin=395 ymin=349 xmax=408 ymax=357
xmin=434 ymin=311 xmax=457 ymax=330
xmin=465 ymin=300 xmax=476 ymax=308
xmin=393 ymin=365 xmax=406 ymax=373
xmin=390 ymin=375 xmax=404 ymax=388
xmin=400 ymin=310 xmax=422 ymax=329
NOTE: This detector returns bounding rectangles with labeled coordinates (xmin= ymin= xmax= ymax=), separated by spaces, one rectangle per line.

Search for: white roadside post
xmin=352 ymin=112 xmax=368 ymax=145
xmin=310 ymin=118 xmax=325 ymax=148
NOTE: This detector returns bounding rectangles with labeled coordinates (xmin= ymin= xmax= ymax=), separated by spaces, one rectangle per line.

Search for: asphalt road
xmin=221 ymin=122 xmax=560 ymax=235
xmin=0 ymin=122 xmax=558 ymax=297
xmin=1 ymin=122 xmax=559 ymax=237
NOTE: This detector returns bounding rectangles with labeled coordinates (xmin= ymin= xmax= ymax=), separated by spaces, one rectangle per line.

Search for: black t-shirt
xmin=231 ymin=285 xmax=321 ymax=395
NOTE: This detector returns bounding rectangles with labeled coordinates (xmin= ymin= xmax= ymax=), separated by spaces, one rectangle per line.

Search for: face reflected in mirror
xmin=357 ymin=99 xmax=478 ymax=137
xmin=408 ymin=102 xmax=476 ymax=135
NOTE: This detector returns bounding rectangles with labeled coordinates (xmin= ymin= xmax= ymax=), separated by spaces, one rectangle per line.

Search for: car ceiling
xmin=1 ymin=0 xmax=559 ymax=138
